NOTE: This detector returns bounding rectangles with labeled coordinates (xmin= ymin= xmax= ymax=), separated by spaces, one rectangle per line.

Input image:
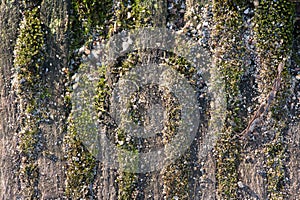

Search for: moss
xmin=162 ymin=155 xmax=192 ymax=199
xmin=116 ymin=129 xmax=139 ymax=200
xmin=91 ymin=2 xmax=153 ymax=198
xmin=13 ymin=1 xmax=45 ymax=198
xmin=212 ymin=1 xmax=250 ymax=199
xmin=49 ymin=18 xmax=62 ymax=34
xmin=215 ymin=133 xmax=240 ymax=198
xmin=94 ymin=47 xmax=202 ymax=199
xmin=68 ymin=0 xmax=113 ymax=54
xmin=71 ymin=0 xmax=113 ymax=32
xmin=14 ymin=7 xmax=44 ymax=76
xmin=265 ymin=131 xmax=288 ymax=200
xmin=65 ymin=116 xmax=96 ymax=198
xmin=19 ymin=126 xmax=39 ymax=156
xmin=39 ymin=88 xmax=51 ymax=99
xmin=94 ymin=52 xmax=139 ymax=199
xmin=64 ymin=1 xmax=115 ymax=198
xmin=20 ymin=163 xmax=40 ymax=199
xmin=64 ymin=63 xmax=98 ymax=198
xmin=117 ymin=170 xmax=139 ymax=200
xmin=94 ymin=64 xmax=111 ymax=117
xmin=109 ymin=0 xmax=152 ymax=35
xmin=254 ymin=1 xmax=295 ymax=199
xmin=255 ymin=0 xmax=295 ymax=96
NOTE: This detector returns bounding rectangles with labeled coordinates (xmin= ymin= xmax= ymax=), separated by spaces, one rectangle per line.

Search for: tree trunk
xmin=0 ymin=0 xmax=299 ymax=199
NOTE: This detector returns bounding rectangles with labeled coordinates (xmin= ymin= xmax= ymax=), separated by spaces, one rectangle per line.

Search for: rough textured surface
xmin=0 ymin=0 xmax=299 ymax=199
xmin=0 ymin=2 xmax=21 ymax=198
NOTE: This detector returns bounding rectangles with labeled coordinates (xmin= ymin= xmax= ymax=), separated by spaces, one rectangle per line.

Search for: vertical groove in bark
xmin=38 ymin=0 xmax=69 ymax=197
xmin=152 ymin=0 xmax=167 ymax=27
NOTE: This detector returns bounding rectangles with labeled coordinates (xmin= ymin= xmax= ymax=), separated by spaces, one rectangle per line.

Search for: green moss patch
xmin=254 ymin=1 xmax=295 ymax=199
xmin=13 ymin=1 xmax=45 ymax=198
xmin=65 ymin=117 xmax=96 ymax=198
xmin=212 ymin=1 xmax=249 ymax=198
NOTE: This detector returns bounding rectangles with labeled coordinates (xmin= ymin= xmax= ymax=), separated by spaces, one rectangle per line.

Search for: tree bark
xmin=0 ymin=0 xmax=299 ymax=199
